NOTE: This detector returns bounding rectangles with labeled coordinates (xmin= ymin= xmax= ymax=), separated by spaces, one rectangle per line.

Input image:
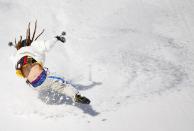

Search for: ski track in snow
xmin=91 ymin=52 xmax=188 ymax=112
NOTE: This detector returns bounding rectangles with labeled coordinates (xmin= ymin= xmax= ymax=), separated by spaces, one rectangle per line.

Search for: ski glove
xmin=55 ymin=31 xmax=66 ymax=43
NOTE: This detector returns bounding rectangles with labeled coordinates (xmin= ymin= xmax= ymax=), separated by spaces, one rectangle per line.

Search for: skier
xmin=9 ymin=21 xmax=90 ymax=104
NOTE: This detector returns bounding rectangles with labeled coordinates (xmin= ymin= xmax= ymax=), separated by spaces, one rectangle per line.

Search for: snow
xmin=0 ymin=0 xmax=194 ymax=130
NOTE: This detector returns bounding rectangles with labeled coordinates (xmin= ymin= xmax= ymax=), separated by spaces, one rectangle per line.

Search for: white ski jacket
xmin=13 ymin=38 xmax=58 ymax=77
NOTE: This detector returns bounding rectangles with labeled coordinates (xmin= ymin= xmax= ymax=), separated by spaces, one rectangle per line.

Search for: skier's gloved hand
xmin=55 ymin=31 xmax=66 ymax=43
xmin=56 ymin=36 xmax=65 ymax=43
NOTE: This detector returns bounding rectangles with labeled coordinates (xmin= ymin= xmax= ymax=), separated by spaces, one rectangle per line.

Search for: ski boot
xmin=75 ymin=94 xmax=90 ymax=104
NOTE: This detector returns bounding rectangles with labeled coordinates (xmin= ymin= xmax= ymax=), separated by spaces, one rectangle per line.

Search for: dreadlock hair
xmin=8 ymin=20 xmax=45 ymax=50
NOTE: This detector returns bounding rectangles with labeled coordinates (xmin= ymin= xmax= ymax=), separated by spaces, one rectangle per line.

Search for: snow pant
xmin=34 ymin=72 xmax=79 ymax=100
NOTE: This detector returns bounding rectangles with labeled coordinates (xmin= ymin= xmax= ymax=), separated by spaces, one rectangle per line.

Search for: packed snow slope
xmin=0 ymin=0 xmax=194 ymax=131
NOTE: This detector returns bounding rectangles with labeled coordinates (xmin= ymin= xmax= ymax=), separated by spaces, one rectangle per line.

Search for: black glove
xmin=56 ymin=31 xmax=66 ymax=43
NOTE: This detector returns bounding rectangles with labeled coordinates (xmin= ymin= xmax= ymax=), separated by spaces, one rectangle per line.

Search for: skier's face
xmin=21 ymin=63 xmax=43 ymax=82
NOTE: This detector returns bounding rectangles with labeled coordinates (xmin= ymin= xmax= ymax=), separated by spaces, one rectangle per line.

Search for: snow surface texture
xmin=0 ymin=0 xmax=194 ymax=131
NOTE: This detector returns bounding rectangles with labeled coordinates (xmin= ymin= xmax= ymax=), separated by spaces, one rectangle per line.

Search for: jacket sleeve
xmin=31 ymin=38 xmax=58 ymax=53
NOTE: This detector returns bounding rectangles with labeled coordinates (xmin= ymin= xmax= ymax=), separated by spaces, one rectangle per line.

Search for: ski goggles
xmin=16 ymin=56 xmax=37 ymax=70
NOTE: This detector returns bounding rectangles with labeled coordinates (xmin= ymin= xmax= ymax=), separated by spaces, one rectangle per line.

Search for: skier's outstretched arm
xmin=31 ymin=32 xmax=66 ymax=53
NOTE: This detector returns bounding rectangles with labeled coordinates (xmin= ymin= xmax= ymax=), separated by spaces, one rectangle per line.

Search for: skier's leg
xmin=51 ymin=82 xmax=78 ymax=100
xmin=45 ymin=74 xmax=91 ymax=104
xmin=60 ymin=83 xmax=79 ymax=100
xmin=51 ymin=82 xmax=90 ymax=104
xmin=55 ymin=84 xmax=90 ymax=104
